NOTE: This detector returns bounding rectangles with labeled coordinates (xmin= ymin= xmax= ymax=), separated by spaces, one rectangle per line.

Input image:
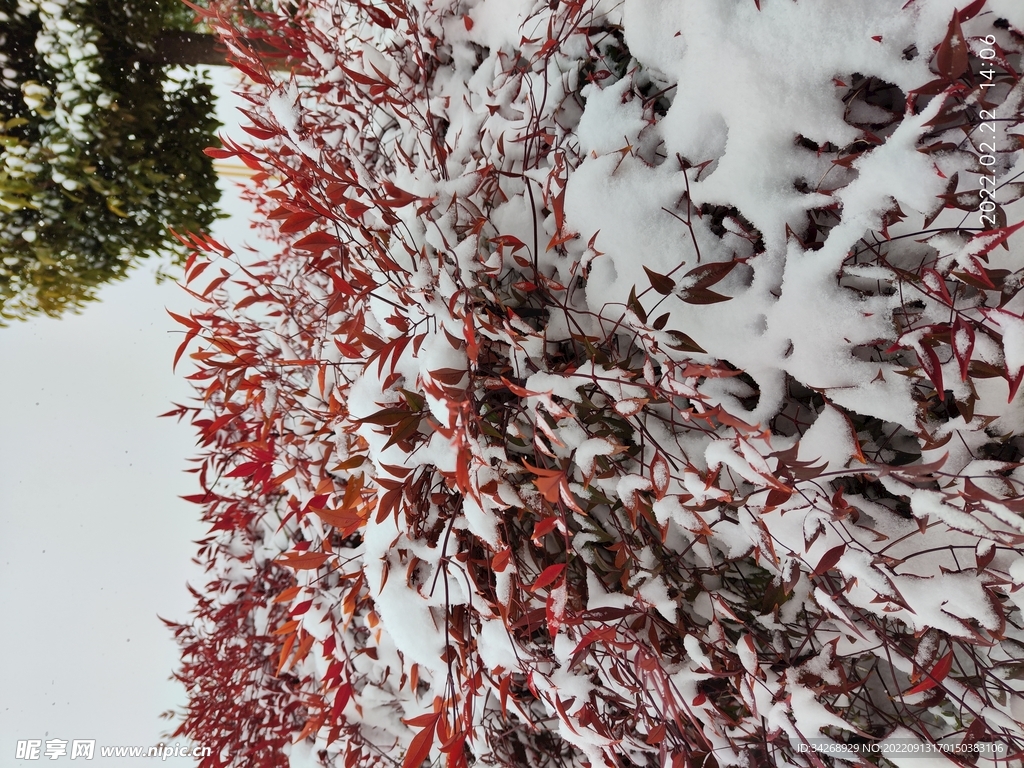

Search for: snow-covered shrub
xmin=169 ymin=1 xmax=1024 ymax=766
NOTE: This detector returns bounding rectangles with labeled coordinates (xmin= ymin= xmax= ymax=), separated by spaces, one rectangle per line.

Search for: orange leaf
xmin=492 ymin=548 xmax=512 ymax=573
xmin=276 ymin=551 xmax=330 ymax=570
xmin=533 ymin=474 xmax=563 ymax=503
xmin=272 ymin=619 xmax=299 ymax=636
xmin=317 ymin=507 xmax=367 ymax=536
xmin=276 ymin=631 xmax=297 ymax=676
xmin=271 ymin=585 xmax=302 ymax=604
xmin=272 ymin=467 xmax=297 ymax=486
xmin=523 ymin=461 xmax=566 ymax=504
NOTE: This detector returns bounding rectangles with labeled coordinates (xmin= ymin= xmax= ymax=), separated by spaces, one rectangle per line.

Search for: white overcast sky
xmin=0 ymin=67 xmax=271 ymax=766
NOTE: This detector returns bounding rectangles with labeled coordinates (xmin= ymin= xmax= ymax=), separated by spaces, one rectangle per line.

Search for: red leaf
xmin=920 ymin=267 xmax=952 ymax=305
xmin=291 ymin=599 xmax=313 ymax=616
xmin=293 ymin=230 xmax=341 ymax=253
xmin=376 ymin=181 xmax=418 ymax=207
xmin=279 ymin=211 xmax=320 ymax=233
xmin=345 ymin=199 xmax=370 ymax=218
xmin=272 ymin=586 xmax=302 ymax=604
xmin=241 ymin=124 xmax=277 ymax=140
xmin=364 ymin=4 xmax=395 ymax=28
xmin=404 ymin=712 xmax=441 ymax=728
xmin=331 ymin=683 xmax=352 ymax=720
xmin=402 ymin=713 xmax=439 ymax=768
xmin=166 ymin=309 xmax=199 ymax=330
xmin=226 ymin=461 xmax=260 ymax=478
xmin=532 ymin=516 xmax=560 ymax=543
xmin=546 ymin=583 xmax=566 ymax=635
xmin=569 ymin=625 xmax=617 ymax=667
xmin=904 ymin=650 xmax=954 ymax=695
xmin=499 ymin=674 xmax=512 ymax=717
xmin=341 ymin=65 xmax=381 ymax=86
xmin=1007 ymin=366 xmax=1024 ymax=403
xmin=546 ymin=230 xmax=576 ymax=252
xmin=185 ymin=259 xmax=212 ymax=285
xmin=317 ymin=507 xmax=366 ymax=536
xmin=172 ymin=329 xmax=198 ymax=373
xmin=490 ymin=235 xmax=526 ymax=251
xmin=528 ymin=563 xmax=565 ymax=592
xmin=233 ymin=293 xmax=270 ymax=311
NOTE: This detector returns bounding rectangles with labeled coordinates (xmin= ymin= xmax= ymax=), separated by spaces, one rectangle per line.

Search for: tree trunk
xmin=144 ymin=30 xmax=286 ymax=70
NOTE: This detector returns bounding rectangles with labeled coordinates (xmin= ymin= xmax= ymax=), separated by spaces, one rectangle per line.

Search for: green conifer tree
xmin=0 ymin=0 xmax=221 ymax=321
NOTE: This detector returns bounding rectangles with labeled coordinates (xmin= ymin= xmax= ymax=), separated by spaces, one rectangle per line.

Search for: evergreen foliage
xmin=0 ymin=0 xmax=221 ymax=321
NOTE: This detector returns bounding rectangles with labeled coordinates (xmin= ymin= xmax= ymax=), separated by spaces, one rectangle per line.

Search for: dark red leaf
xmin=643 ymin=266 xmax=676 ymax=295
xmin=957 ymin=0 xmax=986 ymax=22
xmin=683 ymin=259 xmax=738 ymax=289
xmin=681 ymin=287 xmax=731 ymax=305
xmin=918 ymin=344 xmax=945 ymax=398
xmin=813 ymin=543 xmax=846 ymax=576
xmin=936 ymin=13 xmax=968 ymax=81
